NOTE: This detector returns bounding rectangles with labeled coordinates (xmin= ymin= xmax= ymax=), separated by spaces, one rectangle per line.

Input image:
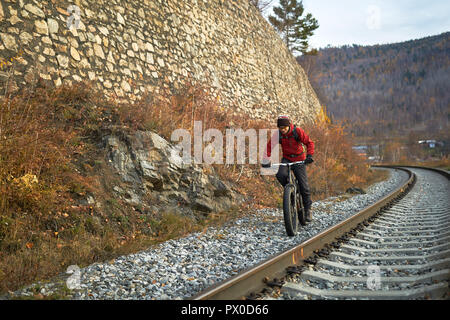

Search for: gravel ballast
xmin=8 ymin=168 xmax=409 ymax=300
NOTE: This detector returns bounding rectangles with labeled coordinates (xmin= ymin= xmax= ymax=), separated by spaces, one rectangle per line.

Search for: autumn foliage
xmin=303 ymin=106 xmax=378 ymax=198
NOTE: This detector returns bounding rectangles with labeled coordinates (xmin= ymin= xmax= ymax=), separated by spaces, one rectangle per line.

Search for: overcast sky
xmin=264 ymin=0 xmax=450 ymax=49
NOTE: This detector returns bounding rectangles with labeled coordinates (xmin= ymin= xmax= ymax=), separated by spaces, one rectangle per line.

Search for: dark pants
xmin=276 ymin=158 xmax=312 ymax=211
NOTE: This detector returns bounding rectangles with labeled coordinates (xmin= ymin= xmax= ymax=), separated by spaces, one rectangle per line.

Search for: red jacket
xmin=265 ymin=124 xmax=314 ymax=162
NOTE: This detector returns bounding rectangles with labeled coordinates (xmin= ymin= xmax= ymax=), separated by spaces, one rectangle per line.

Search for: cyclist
xmin=262 ymin=115 xmax=315 ymax=222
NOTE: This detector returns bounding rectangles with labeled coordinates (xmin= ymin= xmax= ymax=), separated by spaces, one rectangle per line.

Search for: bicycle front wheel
xmin=283 ymin=184 xmax=298 ymax=236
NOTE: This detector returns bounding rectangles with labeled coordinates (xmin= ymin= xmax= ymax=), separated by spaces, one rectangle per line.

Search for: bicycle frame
xmin=270 ymin=160 xmax=306 ymax=188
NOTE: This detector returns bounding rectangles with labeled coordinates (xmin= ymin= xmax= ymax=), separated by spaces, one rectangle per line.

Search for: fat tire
xmin=283 ymin=184 xmax=298 ymax=236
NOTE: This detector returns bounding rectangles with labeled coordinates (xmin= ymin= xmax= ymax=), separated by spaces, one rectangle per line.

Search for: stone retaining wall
xmin=0 ymin=0 xmax=321 ymax=125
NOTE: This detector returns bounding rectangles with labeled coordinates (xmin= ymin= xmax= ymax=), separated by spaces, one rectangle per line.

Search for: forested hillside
xmin=298 ymin=32 xmax=449 ymax=138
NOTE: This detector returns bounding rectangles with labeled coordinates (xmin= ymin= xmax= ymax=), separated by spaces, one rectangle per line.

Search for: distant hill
xmin=297 ymin=32 xmax=449 ymax=138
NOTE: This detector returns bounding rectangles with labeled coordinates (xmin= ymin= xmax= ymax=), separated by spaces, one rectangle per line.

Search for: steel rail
xmin=375 ymin=165 xmax=449 ymax=179
xmin=191 ymin=166 xmax=416 ymax=300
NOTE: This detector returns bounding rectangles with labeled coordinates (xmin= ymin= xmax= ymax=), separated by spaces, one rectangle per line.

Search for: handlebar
xmin=268 ymin=160 xmax=306 ymax=167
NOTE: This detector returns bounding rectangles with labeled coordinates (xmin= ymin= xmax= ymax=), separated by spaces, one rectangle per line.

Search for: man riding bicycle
xmin=262 ymin=115 xmax=315 ymax=222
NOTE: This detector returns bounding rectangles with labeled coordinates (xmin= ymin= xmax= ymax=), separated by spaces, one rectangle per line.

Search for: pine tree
xmin=249 ymin=0 xmax=274 ymax=13
xmin=268 ymin=0 xmax=319 ymax=55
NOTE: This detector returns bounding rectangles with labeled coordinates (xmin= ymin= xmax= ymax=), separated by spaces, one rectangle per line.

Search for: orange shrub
xmin=303 ymin=106 xmax=373 ymax=198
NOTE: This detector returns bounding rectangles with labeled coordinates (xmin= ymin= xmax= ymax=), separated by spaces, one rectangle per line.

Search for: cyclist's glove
xmin=305 ymin=155 xmax=314 ymax=164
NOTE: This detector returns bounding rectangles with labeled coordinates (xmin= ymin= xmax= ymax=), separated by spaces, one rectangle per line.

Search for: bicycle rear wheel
xmin=283 ymin=184 xmax=298 ymax=236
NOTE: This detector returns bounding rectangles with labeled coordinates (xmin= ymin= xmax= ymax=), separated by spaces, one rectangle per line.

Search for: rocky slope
xmin=101 ymin=127 xmax=243 ymax=217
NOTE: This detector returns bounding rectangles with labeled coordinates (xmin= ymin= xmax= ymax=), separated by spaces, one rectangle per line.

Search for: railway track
xmin=191 ymin=166 xmax=450 ymax=300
